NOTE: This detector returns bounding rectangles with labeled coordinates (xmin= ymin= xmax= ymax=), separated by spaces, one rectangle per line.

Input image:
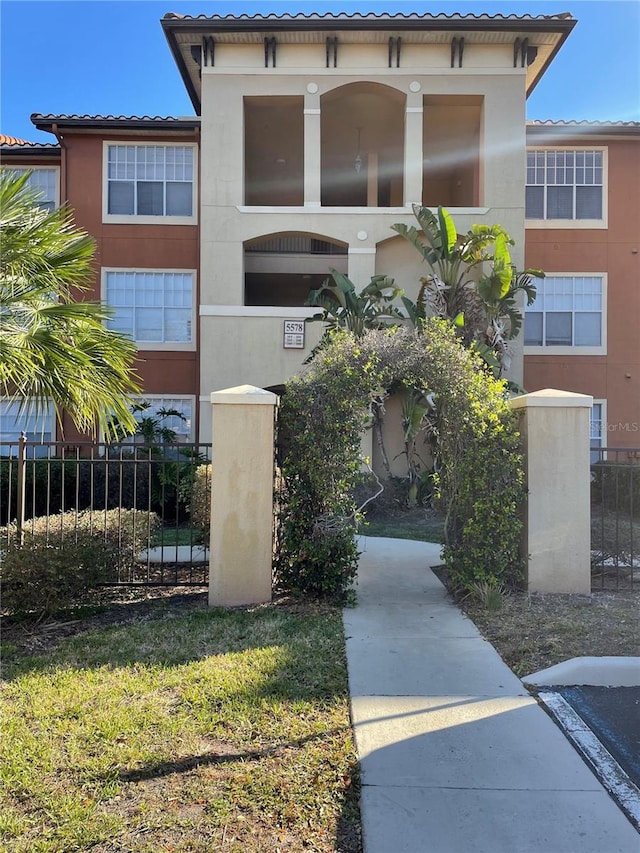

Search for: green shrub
xmin=275 ymin=321 xmax=524 ymax=597
xmin=0 ymin=458 xmax=78 ymax=524
xmin=1 ymin=538 xmax=111 ymax=617
xmin=591 ymin=461 xmax=640 ymax=516
xmin=274 ymin=337 xmax=380 ymax=599
xmin=1 ymin=509 xmax=161 ymax=616
xmin=190 ymin=463 xmax=212 ymax=539
xmin=75 ymin=455 xmax=152 ymax=513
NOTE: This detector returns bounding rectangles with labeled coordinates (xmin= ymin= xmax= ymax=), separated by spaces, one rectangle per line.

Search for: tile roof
xmin=0 ymin=134 xmax=35 ymax=146
xmin=30 ymin=114 xmax=200 ymax=136
xmin=527 ymin=119 xmax=640 ymax=137
xmin=163 ymin=12 xmax=575 ymax=22
xmin=31 ymin=114 xmax=199 ymax=123
xmin=528 ymin=119 xmax=640 ymax=127
xmin=0 ymin=133 xmax=59 ymax=150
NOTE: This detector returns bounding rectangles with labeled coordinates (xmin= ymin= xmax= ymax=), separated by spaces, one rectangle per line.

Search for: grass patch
xmin=363 ymin=515 xmax=443 ymax=543
xmin=151 ymin=526 xmax=205 ymax=547
xmin=1 ymin=596 xmax=361 ymax=852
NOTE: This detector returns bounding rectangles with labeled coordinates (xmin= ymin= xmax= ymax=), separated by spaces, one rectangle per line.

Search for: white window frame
xmin=128 ymin=395 xmax=196 ymax=443
xmin=101 ymin=267 xmax=196 ymax=351
xmin=590 ymin=399 xmax=607 ymax=463
xmin=0 ymin=398 xmax=56 ymax=454
xmin=525 ymin=147 xmax=607 ymax=229
xmin=523 ymin=273 xmax=607 ymax=356
xmin=102 ymin=142 xmax=198 ymax=225
xmin=9 ymin=166 xmax=60 ymax=210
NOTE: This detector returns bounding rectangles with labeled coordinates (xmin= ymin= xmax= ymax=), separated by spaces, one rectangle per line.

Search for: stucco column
xmin=304 ymin=92 xmax=321 ymax=207
xmin=404 ymin=93 xmax=423 ymax=206
xmin=209 ymin=385 xmax=278 ymax=606
xmin=510 ymin=389 xmax=593 ymax=594
xmin=348 ymin=247 xmax=376 ymax=287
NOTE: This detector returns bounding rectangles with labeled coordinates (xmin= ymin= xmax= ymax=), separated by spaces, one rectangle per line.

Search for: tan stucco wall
xmin=511 ymin=389 xmax=592 ymax=594
xmin=209 ymin=386 xmax=278 ymax=606
xmin=198 ymin=44 xmax=528 ymax=435
xmin=371 ymin=392 xmax=433 ymax=479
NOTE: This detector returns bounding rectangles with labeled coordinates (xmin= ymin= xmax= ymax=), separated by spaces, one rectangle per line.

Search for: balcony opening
xmin=244 ymin=96 xmax=304 ymax=206
xmin=321 ymin=83 xmax=405 ymax=208
xmin=244 ymin=233 xmax=348 ymax=307
xmin=422 ymin=95 xmax=482 ymax=207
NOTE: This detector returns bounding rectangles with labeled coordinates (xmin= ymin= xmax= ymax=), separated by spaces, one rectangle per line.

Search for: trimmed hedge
xmin=591 ymin=461 xmax=640 ymax=516
xmin=189 ymin=463 xmax=212 ymax=540
xmin=1 ymin=509 xmax=161 ymax=616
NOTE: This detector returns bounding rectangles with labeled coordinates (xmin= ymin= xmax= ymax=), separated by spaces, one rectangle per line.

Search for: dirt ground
xmin=458 ymin=587 xmax=640 ymax=677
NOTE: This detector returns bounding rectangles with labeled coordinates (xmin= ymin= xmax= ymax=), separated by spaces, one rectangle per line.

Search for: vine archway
xmin=274 ymin=319 xmax=524 ymax=598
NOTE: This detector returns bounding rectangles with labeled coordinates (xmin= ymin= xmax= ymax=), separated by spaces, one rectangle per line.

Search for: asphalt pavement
xmin=555 ymin=687 xmax=640 ymax=790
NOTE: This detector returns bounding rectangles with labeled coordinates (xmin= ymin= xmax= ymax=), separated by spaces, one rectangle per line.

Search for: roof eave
xmin=526 ymin=20 xmax=576 ymax=96
xmin=31 ymin=115 xmax=201 ymax=133
xmin=162 ymin=21 xmax=202 ymax=114
xmin=0 ymin=145 xmax=61 ymax=157
xmin=527 ymin=123 xmax=640 ymax=140
xmin=161 ymin=14 xmax=576 ymax=112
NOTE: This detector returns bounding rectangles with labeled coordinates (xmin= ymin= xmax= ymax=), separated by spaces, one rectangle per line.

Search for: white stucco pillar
xmin=404 ymin=93 xmax=423 ymax=207
xmin=209 ymin=385 xmax=278 ymax=606
xmin=304 ymin=93 xmax=321 ymax=207
xmin=510 ymin=389 xmax=593 ymax=594
xmin=348 ymin=247 xmax=376 ymax=287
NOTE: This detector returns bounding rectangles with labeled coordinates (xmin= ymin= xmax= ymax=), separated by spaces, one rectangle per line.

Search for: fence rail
xmin=591 ymin=447 xmax=640 ymax=591
xmin=0 ymin=438 xmax=212 ymax=586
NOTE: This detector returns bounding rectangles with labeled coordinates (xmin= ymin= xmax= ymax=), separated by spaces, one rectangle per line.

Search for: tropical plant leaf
xmin=438 ymin=207 xmax=457 ymax=258
xmin=391 ymin=222 xmax=439 ymax=267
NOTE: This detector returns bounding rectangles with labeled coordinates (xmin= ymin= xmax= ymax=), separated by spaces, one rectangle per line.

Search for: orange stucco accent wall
xmin=524 ymin=137 xmax=640 ymax=448
xmin=61 ymin=133 xmax=200 ymax=440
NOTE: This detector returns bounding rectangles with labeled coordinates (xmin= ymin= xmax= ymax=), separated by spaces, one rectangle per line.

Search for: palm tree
xmin=0 ymin=169 xmax=140 ymax=439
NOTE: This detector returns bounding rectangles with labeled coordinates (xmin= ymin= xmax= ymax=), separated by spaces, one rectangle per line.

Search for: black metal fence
xmin=0 ymin=438 xmax=212 ymax=586
xmin=591 ymin=448 xmax=640 ymax=591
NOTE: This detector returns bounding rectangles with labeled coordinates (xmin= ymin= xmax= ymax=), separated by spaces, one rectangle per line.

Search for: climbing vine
xmin=274 ymin=320 xmax=525 ymax=598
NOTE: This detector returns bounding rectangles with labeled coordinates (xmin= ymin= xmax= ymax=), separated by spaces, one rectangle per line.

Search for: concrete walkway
xmin=344 ymin=537 xmax=639 ymax=853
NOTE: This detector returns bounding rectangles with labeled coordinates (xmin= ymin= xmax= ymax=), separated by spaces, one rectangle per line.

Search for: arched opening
xmin=321 ymin=83 xmax=405 ymax=208
xmin=244 ymin=232 xmax=348 ymax=306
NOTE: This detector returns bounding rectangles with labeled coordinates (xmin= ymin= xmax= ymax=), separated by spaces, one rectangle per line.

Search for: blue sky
xmin=2 ymin=1 xmax=639 ymax=143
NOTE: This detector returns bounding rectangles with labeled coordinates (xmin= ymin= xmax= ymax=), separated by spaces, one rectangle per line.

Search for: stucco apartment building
xmin=2 ymin=11 xmax=639 ymax=459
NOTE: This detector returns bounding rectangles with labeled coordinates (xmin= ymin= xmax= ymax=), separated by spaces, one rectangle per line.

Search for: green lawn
xmin=363 ymin=515 xmax=444 ymax=544
xmin=1 ymin=602 xmax=361 ymax=852
xmin=151 ymin=526 xmax=206 ymax=547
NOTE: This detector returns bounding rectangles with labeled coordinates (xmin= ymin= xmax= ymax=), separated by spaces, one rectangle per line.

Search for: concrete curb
xmin=524 ymin=656 xmax=640 ymax=688
xmin=539 ymin=691 xmax=640 ymax=831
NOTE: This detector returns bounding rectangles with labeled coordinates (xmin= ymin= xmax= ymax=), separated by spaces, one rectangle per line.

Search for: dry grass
xmin=460 ymin=588 xmax=640 ymax=677
xmin=1 ymin=593 xmax=361 ymax=853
